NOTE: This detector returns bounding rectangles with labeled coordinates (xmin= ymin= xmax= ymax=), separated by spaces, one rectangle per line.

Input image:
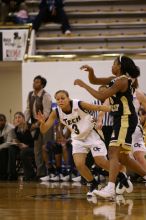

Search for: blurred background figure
xmin=0 ymin=0 xmax=27 ymax=22
xmin=0 ymin=113 xmax=14 ymax=180
xmin=8 ymin=112 xmax=36 ymax=181
xmin=32 ymin=0 xmax=71 ymax=35
xmin=24 ymin=75 xmax=53 ymax=178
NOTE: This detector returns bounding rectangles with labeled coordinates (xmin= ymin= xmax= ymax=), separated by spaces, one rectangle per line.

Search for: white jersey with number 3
xmin=56 ymin=99 xmax=95 ymax=141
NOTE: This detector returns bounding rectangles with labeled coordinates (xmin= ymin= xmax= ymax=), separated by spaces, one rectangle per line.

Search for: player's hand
xmin=36 ymin=111 xmax=45 ymax=124
xmin=74 ymin=79 xmax=86 ymax=88
xmin=80 ymin=65 xmax=94 ymax=74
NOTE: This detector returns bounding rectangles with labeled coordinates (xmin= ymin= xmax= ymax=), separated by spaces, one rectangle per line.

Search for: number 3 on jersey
xmin=72 ymin=124 xmax=80 ymax=134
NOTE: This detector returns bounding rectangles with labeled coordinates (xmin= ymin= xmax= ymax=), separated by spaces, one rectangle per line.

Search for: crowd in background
xmin=0 ymin=75 xmax=77 ymax=182
xmin=0 ymin=0 xmax=71 ymax=35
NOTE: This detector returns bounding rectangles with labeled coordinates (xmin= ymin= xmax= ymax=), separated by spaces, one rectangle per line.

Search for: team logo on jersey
xmin=93 ymin=147 xmax=101 ymax=151
xmin=111 ymin=104 xmax=119 ymax=112
xmin=134 ymin=143 xmax=142 ymax=148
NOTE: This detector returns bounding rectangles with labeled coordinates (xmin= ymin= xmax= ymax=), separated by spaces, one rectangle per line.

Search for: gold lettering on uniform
xmin=111 ymin=104 xmax=119 ymax=112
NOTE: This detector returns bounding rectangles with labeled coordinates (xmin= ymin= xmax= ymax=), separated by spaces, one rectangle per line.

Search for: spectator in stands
xmin=0 ymin=113 xmax=14 ymax=180
xmin=24 ymin=75 xmax=53 ymax=178
xmin=8 ymin=112 xmax=36 ymax=181
xmin=32 ymin=0 xmax=71 ymax=35
xmin=0 ymin=0 xmax=26 ymax=22
xmin=12 ymin=3 xmax=29 ymax=24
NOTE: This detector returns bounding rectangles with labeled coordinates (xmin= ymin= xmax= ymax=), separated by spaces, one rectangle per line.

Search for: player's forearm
xmin=97 ymin=105 xmax=111 ymax=112
xmin=40 ymin=122 xmax=50 ymax=133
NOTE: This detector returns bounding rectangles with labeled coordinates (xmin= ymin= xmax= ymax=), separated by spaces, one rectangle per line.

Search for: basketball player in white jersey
xmin=36 ymin=90 xmax=113 ymax=196
xmin=131 ymin=89 xmax=146 ymax=170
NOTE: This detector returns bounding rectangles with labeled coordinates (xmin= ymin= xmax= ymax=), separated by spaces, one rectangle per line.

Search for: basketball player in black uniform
xmin=74 ymin=55 xmax=146 ymax=199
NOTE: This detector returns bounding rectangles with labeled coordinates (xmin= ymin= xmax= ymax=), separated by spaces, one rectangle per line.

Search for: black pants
xmin=8 ymin=146 xmax=36 ymax=179
xmin=8 ymin=145 xmax=19 ymax=178
xmin=32 ymin=7 xmax=71 ymax=33
xmin=0 ymin=148 xmax=8 ymax=180
xmin=20 ymin=148 xmax=36 ymax=179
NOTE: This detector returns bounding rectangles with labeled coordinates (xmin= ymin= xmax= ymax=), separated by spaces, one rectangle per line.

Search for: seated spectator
xmin=40 ymin=122 xmax=65 ymax=181
xmin=8 ymin=111 xmax=36 ymax=181
xmin=1 ymin=0 xmax=27 ymax=22
xmin=32 ymin=0 xmax=71 ymax=35
xmin=13 ymin=4 xmax=29 ymax=24
xmin=40 ymin=122 xmax=76 ymax=182
xmin=57 ymin=123 xmax=77 ymax=181
xmin=0 ymin=113 xmax=14 ymax=180
xmin=40 ymin=140 xmax=63 ymax=181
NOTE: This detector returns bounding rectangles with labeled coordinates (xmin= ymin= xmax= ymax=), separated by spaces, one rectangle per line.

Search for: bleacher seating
xmin=26 ymin=0 xmax=146 ymax=58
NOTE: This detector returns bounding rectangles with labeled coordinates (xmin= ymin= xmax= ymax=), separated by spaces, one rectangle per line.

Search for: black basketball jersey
xmin=108 ymin=75 xmax=136 ymax=118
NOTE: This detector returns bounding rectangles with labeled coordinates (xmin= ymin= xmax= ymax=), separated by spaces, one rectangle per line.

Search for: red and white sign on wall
xmin=0 ymin=29 xmax=29 ymax=61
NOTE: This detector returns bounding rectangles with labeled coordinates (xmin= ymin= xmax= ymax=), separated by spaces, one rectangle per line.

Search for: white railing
xmin=27 ymin=28 xmax=36 ymax=57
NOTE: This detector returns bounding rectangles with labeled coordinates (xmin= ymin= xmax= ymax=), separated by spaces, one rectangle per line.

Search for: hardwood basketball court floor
xmin=0 ymin=180 xmax=146 ymax=220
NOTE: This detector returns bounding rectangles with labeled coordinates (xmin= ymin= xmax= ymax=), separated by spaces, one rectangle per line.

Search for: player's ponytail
xmin=119 ymin=55 xmax=140 ymax=78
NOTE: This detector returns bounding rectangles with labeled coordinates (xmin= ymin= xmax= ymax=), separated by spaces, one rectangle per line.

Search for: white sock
xmin=107 ymin=182 xmax=115 ymax=189
xmin=122 ymin=172 xmax=127 ymax=177
xmin=143 ymin=175 xmax=146 ymax=180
